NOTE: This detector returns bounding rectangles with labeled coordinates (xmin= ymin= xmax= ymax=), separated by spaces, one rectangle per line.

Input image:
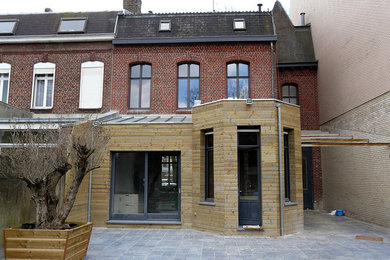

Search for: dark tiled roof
xmin=272 ymin=1 xmax=316 ymax=65
xmin=114 ymin=11 xmax=275 ymax=44
xmin=0 ymin=11 xmax=117 ymax=36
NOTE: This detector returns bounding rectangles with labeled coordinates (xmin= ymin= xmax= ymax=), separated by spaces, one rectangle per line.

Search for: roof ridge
xmin=127 ymin=10 xmax=272 ymax=16
xmin=0 ymin=10 xmax=119 ymax=16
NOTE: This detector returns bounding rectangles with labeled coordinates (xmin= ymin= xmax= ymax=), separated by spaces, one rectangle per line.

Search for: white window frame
xmin=79 ymin=61 xmax=104 ymax=109
xmin=0 ymin=63 xmax=11 ymax=103
xmin=159 ymin=20 xmax=171 ymax=31
xmin=31 ymin=62 xmax=55 ymax=109
xmin=233 ymin=19 xmax=246 ymax=30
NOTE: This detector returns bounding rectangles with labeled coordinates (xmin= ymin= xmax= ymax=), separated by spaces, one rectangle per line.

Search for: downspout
xmin=276 ymin=103 xmax=284 ymax=236
xmin=271 ymin=42 xmax=275 ymax=98
xmin=87 ymin=122 xmax=95 ymax=222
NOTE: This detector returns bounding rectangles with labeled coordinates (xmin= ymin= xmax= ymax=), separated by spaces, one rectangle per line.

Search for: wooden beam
xmin=356 ymin=235 xmax=383 ymax=242
xmin=302 ymin=142 xmax=390 ymax=147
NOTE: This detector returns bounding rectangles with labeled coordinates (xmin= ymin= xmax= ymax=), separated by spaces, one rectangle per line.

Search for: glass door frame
xmin=109 ymin=151 xmax=181 ymax=221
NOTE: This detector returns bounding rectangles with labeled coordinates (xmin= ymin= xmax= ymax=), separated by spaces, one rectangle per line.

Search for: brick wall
xmin=321 ymin=91 xmax=390 ymax=228
xmin=0 ymin=42 xmax=113 ymax=114
xmin=112 ymin=42 xmax=274 ymax=114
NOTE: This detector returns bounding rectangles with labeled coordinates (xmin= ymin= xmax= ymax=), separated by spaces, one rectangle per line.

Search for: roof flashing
xmin=58 ymin=17 xmax=87 ymax=34
xmin=0 ymin=19 xmax=18 ymax=35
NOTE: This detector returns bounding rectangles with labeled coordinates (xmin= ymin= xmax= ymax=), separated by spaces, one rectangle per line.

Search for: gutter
xmin=113 ymin=35 xmax=277 ymax=45
xmin=0 ymin=33 xmax=115 ymax=44
xmin=276 ymin=103 xmax=284 ymax=236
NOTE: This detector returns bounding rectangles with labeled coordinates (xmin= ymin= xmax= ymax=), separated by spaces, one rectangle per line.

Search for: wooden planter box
xmin=3 ymin=222 xmax=93 ymax=260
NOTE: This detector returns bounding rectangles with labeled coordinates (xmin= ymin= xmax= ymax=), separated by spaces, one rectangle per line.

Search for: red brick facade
xmin=0 ymin=42 xmax=113 ymax=114
xmin=112 ymin=42 xmax=274 ymax=114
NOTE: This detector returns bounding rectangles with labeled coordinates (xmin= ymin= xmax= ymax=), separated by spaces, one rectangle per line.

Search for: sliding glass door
xmin=110 ymin=151 xmax=180 ymax=221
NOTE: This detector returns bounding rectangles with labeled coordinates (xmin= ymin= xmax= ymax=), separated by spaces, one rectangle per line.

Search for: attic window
xmin=58 ymin=18 xmax=87 ymax=33
xmin=233 ymin=19 xmax=246 ymax=30
xmin=0 ymin=20 xmax=18 ymax=35
xmin=159 ymin=20 xmax=171 ymax=31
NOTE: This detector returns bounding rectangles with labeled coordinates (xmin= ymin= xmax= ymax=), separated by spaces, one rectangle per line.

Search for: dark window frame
xmin=177 ymin=63 xmax=200 ymax=109
xmin=284 ymin=131 xmax=291 ymax=201
xmin=282 ymin=84 xmax=298 ymax=105
xmin=204 ymin=130 xmax=214 ymax=201
xmin=226 ymin=62 xmax=250 ymax=99
xmin=129 ymin=63 xmax=152 ymax=109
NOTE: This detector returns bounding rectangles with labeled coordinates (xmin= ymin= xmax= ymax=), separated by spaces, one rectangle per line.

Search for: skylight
xmin=58 ymin=18 xmax=87 ymax=33
xmin=159 ymin=20 xmax=171 ymax=31
xmin=233 ymin=19 xmax=246 ymax=31
xmin=0 ymin=20 xmax=18 ymax=35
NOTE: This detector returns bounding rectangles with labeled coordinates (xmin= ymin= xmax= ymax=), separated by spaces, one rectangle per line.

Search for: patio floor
xmin=2 ymin=210 xmax=390 ymax=259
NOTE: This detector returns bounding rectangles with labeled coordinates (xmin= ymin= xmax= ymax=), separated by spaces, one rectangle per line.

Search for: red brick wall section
xmin=112 ymin=42 xmax=274 ymax=114
xmin=278 ymin=68 xmax=319 ymax=130
xmin=0 ymin=42 xmax=113 ymax=114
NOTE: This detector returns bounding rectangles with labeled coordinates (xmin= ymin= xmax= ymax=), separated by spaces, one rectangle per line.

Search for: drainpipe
xmin=271 ymin=42 xmax=275 ymax=98
xmin=87 ymin=122 xmax=95 ymax=222
xmin=276 ymin=103 xmax=284 ymax=236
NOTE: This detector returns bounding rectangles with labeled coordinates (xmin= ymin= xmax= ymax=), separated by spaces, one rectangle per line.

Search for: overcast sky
xmin=1 ymin=0 xmax=290 ymax=14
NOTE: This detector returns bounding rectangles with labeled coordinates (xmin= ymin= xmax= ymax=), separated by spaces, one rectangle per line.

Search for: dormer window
xmin=0 ymin=19 xmax=18 ymax=35
xmin=159 ymin=20 xmax=171 ymax=31
xmin=58 ymin=18 xmax=87 ymax=33
xmin=233 ymin=19 xmax=246 ymax=31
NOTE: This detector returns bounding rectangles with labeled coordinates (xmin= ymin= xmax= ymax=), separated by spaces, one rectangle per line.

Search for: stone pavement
xmin=1 ymin=210 xmax=390 ymax=259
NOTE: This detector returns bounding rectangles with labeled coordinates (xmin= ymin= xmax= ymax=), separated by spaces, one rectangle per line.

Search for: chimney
xmin=123 ymin=0 xmax=142 ymax=15
xmin=300 ymin=12 xmax=306 ymax=26
xmin=44 ymin=8 xmax=53 ymax=12
xmin=257 ymin=3 xmax=263 ymax=12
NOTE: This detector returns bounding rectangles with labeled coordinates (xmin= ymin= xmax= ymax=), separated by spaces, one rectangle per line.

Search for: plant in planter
xmin=0 ymin=121 xmax=109 ymax=259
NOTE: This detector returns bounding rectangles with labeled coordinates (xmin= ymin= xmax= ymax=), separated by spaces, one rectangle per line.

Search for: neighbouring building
xmin=291 ymin=0 xmax=390 ymax=228
xmin=0 ymin=0 xmax=320 ymax=237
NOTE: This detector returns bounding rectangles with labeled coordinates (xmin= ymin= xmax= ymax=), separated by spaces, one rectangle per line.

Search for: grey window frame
xmin=129 ymin=63 xmax=152 ymax=109
xmin=177 ymin=63 xmax=200 ymax=109
xmin=233 ymin=19 xmax=246 ymax=30
xmin=159 ymin=20 xmax=171 ymax=31
xmin=58 ymin=17 xmax=87 ymax=34
xmin=0 ymin=19 xmax=18 ymax=35
xmin=282 ymin=84 xmax=298 ymax=105
xmin=226 ymin=62 xmax=250 ymax=99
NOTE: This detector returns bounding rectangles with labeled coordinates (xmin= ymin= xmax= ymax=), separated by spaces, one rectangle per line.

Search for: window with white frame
xmin=79 ymin=61 xmax=104 ymax=109
xmin=31 ymin=62 xmax=55 ymax=109
xmin=233 ymin=19 xmax=246 ymax=30
xmin=0 ymin=63 xmax=11 ymax=103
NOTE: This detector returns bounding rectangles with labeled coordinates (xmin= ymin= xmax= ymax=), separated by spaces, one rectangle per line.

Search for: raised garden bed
xmin=3 ymin=222 xmax=93 ymax=260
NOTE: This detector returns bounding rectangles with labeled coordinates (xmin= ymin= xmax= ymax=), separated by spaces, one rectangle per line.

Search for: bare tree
xmin=0 ymin=121 xmax=109 ymax=229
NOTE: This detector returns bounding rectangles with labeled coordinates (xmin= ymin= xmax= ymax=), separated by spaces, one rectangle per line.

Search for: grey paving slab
xmin=1 ymin=210 xmax=390 ymax=260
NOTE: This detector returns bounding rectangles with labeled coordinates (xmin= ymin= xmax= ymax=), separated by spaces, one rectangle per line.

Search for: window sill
xmin=237 ymin=225 xmax=264 ymax=231
xmin=198 ymin=201 xmax=215 ymax=206
xmin=106 ymin=220 xmax=181 ymax=225
xmin=285 ymin=201 xmax=298 ymax=206
xmin=31 ymin=107 xmax=53 ymax=110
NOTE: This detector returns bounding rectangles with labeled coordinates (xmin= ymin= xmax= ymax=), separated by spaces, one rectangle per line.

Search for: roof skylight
xmin=233 ymin=19 xmax=246 ymax=31
xmin=159 ymin=20 xmax=171 ymax=31
xmin=58 ymin=18 xmax=87 ymax=33
xmin=0 ymin=20 xmax=18 ymax=35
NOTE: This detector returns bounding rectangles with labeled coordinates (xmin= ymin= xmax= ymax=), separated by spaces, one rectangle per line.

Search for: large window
xmin=31 ymin=62 xmax=55 ymax=109
xmin=178 ymin=63 xmax=200 ymax=108
xmin=227 ymin=62 xmax=249 ymax=99
xmin=282 ymin=84 xmax=298 ymax=105
xmin=204 ymin=130 xmax=214 ymax=201
xmin=111 ymin=151 xmax=180 ymax=221
xmin=79 ymin=61 xmax=104 ymax=109
xmin=129 ymin=64 xmax=151 ymax=109
xmin=0 ymin=63 xmax=11 ymax=103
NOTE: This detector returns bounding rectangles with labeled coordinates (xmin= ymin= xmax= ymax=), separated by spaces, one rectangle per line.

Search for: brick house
xmin=0 ymin=1 xmax=319 ymax=236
